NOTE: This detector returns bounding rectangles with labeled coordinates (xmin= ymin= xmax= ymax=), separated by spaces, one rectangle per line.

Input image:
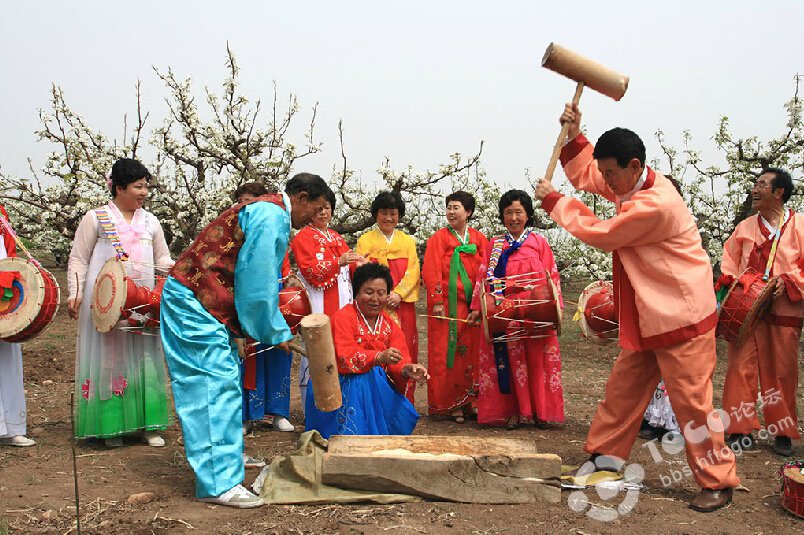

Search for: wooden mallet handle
xmin=544 ymin=81 xmax=584 ymax=182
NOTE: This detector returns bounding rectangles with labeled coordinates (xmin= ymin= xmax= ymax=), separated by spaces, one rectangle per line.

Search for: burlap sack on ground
xmin=253 ymin=430 xmax=421 ymax=504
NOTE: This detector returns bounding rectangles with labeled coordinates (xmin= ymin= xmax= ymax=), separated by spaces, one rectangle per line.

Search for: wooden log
xmin=327 ymin=435 xmax=540 ymax=455
xmin=300 ymin=313 xmax=341 ymax=412
xmin=322 ymin=435 xmax=561 ymax=504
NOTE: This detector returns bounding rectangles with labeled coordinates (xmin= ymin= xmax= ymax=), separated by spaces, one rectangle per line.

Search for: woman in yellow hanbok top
xmin=356 ymin=191 xmax=420 ymax=402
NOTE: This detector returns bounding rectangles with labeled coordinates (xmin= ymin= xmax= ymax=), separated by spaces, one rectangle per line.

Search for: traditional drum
xmin=278 ymin=286 xmax=312 ymax=334
xmin=0 ymin=257 xmax=61 ymax=342
xmin=480 ymin=271 xmax=562 ymax=343
xmin=716 ymin=267 xmax=774 ymax=346
xmin=781 ymin=461 xmax=804 ymax=519
xmin=577 ymin=280 xmax=618 ymax=344
xmin=91 ymin=258 xmax=165 ymax=332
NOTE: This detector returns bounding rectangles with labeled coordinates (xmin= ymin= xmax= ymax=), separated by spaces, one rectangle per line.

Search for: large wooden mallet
xmin=541 ymin=43 xmax=629 ymax=181
xmin=300 ymin=313 xmax=342 ymax=412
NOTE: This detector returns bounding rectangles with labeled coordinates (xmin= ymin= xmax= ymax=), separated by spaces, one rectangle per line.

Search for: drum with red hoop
xmin=716 ymin=267 xmax=774 ymax=346
xmin=578 ymin=280 xmax=618 ymax=344
xmin=91 ymin=258 xmax=165 ymax=332
xmin=0 ymin=257 xmax=61 ymax=342
xmin=781 ymin=461 xmax=804 ymax=519
xmin=480 ymin=271 xmax=562 ymax=343
xmin=279 ymin=286 xmax=312 ymax=334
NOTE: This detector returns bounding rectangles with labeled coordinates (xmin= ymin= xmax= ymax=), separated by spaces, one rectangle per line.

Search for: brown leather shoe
xmin=689 ymin=487 xmax=733 ymax=512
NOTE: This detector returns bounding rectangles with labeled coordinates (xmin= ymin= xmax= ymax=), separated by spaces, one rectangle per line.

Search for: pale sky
xmin=1 ymin=1 xmax=802 ymax=189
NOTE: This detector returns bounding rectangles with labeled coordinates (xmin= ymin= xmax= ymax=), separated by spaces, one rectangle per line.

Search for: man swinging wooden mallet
xmin=535 ymin=43 xmax=739 ymax=513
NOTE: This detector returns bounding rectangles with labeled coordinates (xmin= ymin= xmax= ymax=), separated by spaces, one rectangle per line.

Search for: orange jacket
xmin=721 ymin=210 xmax=803 ymax=325
xmin=542 ymin=134 xmax=717 ymax=350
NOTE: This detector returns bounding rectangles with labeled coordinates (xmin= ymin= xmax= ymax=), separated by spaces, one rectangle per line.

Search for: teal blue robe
xmin=161 ymin=201 xmax=291 ymax=498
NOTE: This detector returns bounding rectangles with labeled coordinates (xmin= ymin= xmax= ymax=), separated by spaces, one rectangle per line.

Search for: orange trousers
xmin=722 ymin=321 xmax=801 ymax=439
xmin=585 ymin=330 xmax=740 ymax=490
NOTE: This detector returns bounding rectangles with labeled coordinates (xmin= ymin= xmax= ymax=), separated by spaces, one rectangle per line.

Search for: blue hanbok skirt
xmin=241 ymin=345 xmax=292 ymax=421
xmin=305 ymin=367 xmax=419 ymax=439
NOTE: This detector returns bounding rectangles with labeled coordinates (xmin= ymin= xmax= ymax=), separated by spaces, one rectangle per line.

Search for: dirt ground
xmin=1 ymin=270 xmax=802 ymax=534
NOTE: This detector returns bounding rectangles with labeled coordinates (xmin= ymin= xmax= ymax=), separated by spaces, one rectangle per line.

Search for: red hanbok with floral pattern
xmin=422 ymin=226 xmax=487 ymax=415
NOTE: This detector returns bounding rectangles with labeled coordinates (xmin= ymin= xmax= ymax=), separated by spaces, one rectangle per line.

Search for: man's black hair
xmin=765 ymin=167 xmax=795 ymax=204
xmin=285 ymin=172 xmax=332 ymax=202
xmin=593 ymin=127 xmax=646 ymax=168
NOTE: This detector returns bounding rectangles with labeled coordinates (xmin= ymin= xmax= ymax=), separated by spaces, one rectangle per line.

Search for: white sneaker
xmin=243 ymin=453 xmax=266 ymax=469
xmin=272 ymin=416 xmax=294 ymax=432
xmin=0 ymin=435 xmax=36 ymax=447
xmin=143 ymin=431 xmax=165 ymax=447
xmin=198 ymin=484 xmax=264 ymax=508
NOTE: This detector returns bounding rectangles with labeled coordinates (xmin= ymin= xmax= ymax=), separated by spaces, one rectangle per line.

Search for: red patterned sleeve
xmin=290 ymin=228 xmax=342 ymax=289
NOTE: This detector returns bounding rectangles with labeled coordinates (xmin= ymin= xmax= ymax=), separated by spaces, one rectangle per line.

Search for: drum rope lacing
xmin=482 ymin=270 xmax=561 ymax=342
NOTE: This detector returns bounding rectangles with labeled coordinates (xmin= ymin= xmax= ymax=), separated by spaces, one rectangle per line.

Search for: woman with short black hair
xmin=67 ymin=158 xmax=173 ymax=448
xmin=289 ymin=189 xmax=365 ymax=412
xmin=468 ymin=189 xmax=565 ymax=429
xmin=305 ymin=263 xmax=428 ymax=438
xmin=422 ymin=191 xmax=487 ymax=422
xmin=355 ymin=191 xmax=421 ymax=402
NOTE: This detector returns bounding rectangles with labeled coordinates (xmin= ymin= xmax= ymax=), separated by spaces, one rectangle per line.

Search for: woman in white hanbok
xmin=67 ymin=159 xmax=173 ymax=448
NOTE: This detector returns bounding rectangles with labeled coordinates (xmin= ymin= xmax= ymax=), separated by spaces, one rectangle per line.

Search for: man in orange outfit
xmin=535 ymin=103 xmax=739 ymax=512
xmin=720 ymin=168 xmax=802 ymax=457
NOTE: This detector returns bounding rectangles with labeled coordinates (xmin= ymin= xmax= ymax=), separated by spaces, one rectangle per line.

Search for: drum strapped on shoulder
xmin=0 ymin=257 xmax=61 ymax=342
xmin=576 ymin=280 xmax=618 ymax=344
xmin=571 ymin=268 xmax=776 ymax=347
xmin=91 ymin=258 xmax=166 ymax=333
xmin=479 ymin=270 xmax=562 ymax=343
xmin=278 ymin=285 xmax=312 ymax=334
xmin=716 ymin=267 xmax=774 ymax=346
xmin=0 ymin=214 xmax=61 ymax=343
